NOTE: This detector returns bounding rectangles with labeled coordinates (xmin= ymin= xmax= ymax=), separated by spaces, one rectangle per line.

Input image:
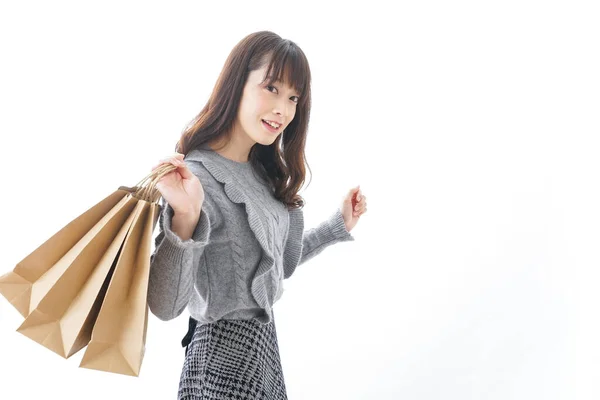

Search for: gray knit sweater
xmin=147 ymin=146 xmax=355 ymax=325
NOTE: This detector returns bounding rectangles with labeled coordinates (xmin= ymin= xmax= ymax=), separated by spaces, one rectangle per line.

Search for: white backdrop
xmin=0 ymin=1 xmax=598 ymax=399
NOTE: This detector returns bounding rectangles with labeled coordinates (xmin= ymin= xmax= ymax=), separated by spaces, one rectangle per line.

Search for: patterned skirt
xmin=178 ymin=314 xmax=288 ymax=399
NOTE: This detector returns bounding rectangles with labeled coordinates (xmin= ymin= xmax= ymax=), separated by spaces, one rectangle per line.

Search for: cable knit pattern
xmin=147 ymin=146 xmax=355 ymax=325
xmin=190 ymin=150 xmax=288 ymax=322
xmin=207 ymin=183 xmax=252 ymax=310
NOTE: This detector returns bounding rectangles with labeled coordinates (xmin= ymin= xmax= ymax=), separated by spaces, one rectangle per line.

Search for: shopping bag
xmin=0 ymin=188 xmax=135 ymax=318
xmin=79 ymin=196 xmax=159 ymax=376
xmin=0 ymin=162 xmax=174 ymax=373
xmin=15 ymin=194 xmax=140 ymax=358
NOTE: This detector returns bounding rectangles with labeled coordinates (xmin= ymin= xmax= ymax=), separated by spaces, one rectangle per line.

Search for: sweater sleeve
xmin=147 ymin=195 xmax=214 ymax=321
xmin=283 ymin=207 xmax=354 ymax=279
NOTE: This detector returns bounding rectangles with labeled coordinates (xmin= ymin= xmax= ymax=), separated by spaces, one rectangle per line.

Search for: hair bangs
xmin=264 ymin=45 xmax=310 ymax=106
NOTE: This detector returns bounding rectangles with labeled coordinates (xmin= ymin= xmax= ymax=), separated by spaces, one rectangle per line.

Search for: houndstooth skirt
xmin=178 ymin=314 xmax=288 ymax=399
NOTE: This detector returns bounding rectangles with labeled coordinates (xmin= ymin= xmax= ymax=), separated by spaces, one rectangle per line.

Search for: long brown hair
xmin=175 ymin=31 xmax=312 ymax=210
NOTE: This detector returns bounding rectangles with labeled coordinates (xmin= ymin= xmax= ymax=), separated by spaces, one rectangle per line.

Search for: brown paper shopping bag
xmin=79 ymin=197 xmax=159 ymax=377
xmin=15 ymin=194 xmax=140 ymax=358
xmin=0 ymin=188 xmax=135 ymax=318
xmin=0 ymin=162 xmax=174 ymax=371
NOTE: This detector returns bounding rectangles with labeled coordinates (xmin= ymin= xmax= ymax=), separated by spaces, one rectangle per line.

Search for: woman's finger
xmin=152 ymin=156 xmax=184 ymax=172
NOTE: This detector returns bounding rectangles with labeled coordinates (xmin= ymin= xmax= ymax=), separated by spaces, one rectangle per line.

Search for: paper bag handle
xmin=119 ymin=163 xmax=178 ymax=204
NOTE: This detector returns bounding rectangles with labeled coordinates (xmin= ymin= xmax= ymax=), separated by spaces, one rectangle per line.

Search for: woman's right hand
xmin=153 ymin=152 xmax=205 ymax=217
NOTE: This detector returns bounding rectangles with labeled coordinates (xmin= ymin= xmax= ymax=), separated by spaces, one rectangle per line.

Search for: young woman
xmin=148 ymin=30 xmax=368 ymax=400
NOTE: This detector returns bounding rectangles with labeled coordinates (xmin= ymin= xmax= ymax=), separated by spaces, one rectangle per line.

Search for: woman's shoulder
xmin=183 ymin=147 xmax=254 ymax=197
xmin=183 ymin=149 xmax=222 ymax=188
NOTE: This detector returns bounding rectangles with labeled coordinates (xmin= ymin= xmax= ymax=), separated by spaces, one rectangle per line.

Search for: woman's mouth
xmin=262 ymin=119 xmax=281 ymax=134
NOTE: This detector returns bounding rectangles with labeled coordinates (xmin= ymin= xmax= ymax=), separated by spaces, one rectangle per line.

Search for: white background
xmin=0 ymin=1 xmax=598 ymax=399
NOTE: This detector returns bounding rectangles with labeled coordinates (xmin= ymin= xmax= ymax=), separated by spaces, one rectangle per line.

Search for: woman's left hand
xmin=340 ymin=185 xmax=367 ymax=232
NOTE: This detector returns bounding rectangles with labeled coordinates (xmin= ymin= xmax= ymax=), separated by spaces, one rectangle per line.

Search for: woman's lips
xmin=262 ymin=119 xmax=280 ymax=133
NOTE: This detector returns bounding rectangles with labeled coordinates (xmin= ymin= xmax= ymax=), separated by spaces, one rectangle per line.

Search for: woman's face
xmin=235 ymin=64 xmax=300 ymax=146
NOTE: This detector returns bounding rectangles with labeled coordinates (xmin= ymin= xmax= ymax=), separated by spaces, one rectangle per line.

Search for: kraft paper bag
xmin=0 ymin=162 xmax=173 ymax=376
xmin=79 ymin=198 xmax=159 ymax=377
xmin=16 ymin=194 xmax=140 ymax=358
xmin=0 ymin=187 xmax=136 ymax=318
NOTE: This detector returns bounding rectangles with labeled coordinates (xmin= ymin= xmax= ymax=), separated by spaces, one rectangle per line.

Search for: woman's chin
xmin=255 ymin=132 xmax=279 ymax=145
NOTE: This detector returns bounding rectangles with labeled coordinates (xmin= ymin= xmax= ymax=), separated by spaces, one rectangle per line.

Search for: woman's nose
xmin=274 ymin=101 xmax=291 ymax=118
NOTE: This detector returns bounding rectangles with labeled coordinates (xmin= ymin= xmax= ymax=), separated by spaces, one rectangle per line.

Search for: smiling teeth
xmin=264 ymin=120 xmax=280 ymax=128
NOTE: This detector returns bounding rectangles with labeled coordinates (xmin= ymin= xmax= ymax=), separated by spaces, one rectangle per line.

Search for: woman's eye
xmin=267 ymin=85 xmax=298 ymax=103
